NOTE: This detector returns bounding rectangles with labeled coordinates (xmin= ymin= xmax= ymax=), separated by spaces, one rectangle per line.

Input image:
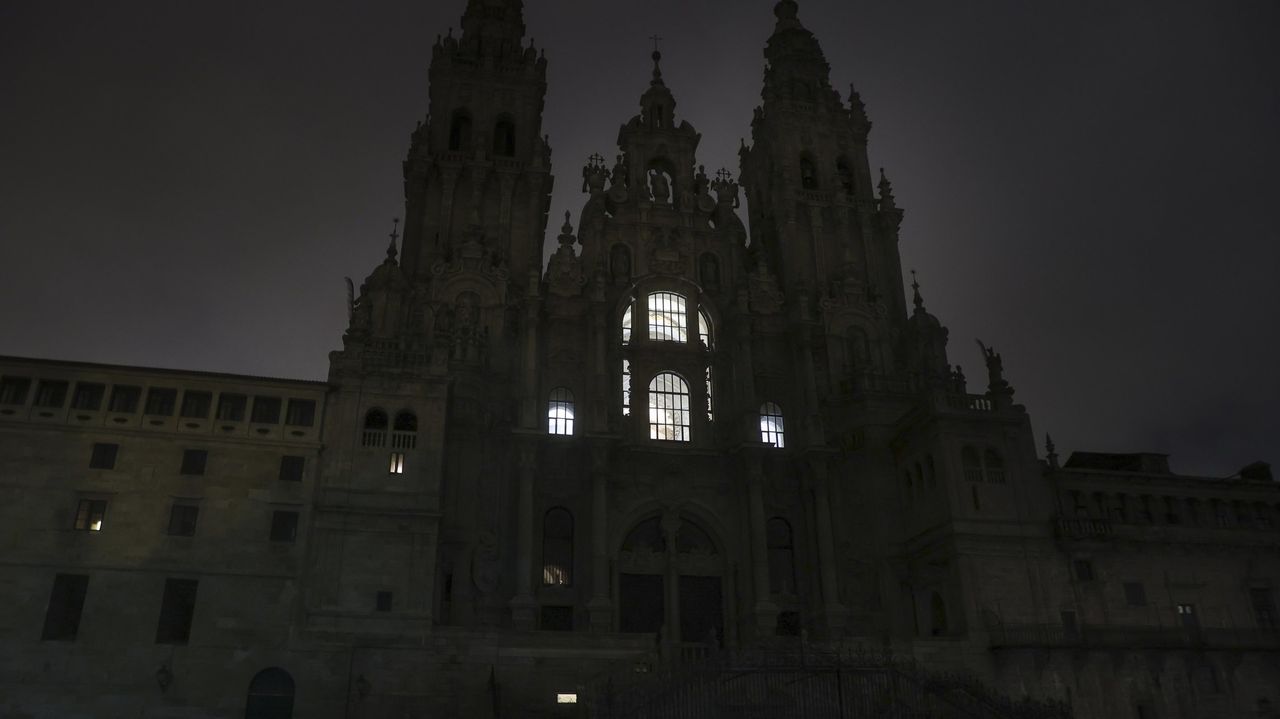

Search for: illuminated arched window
xmin=492 ymin=116 xmax=515 ymax=157
xmin=648 ymin=373 xmax=690 ymax=442
xmin=542 ymin=508 xmax=573 ymax=586
xmin=698 ymin=309 xmax=713 ymax=349
xmin=767 ymin=518 xmax=796 ymax=595
xmin=760 ymin=402 xmax=785 ymax=448
xmin=448 ymin=110 xmax=472 ymax=152
xmin=245 ymin=667 xmax=294 ymax=719
xmin=548 ymin=388 xmax=575 ymax=436
xmin=621 ymin=304 xmax=633 ymax=345
xmin=647 ymin=292 xmax=687 ymax=343
xmin=984 ymin=449 xmax=1006 ymax=484
xmin=962 ymin=446 xmax=983 ymax=482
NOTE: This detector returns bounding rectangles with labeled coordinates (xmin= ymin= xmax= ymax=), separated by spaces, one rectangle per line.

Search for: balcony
xmin=1055 ymin=518 xmax=1114 ymax=539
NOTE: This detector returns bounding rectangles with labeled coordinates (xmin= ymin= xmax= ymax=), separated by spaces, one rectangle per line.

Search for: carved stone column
xmin=510 ymin=440 xmax=538 ymax=630
xmin=587 ymin=444 xmax=612 ymax=632
xmin=809 ymin=458 xmax=847 ymax=631
xmin=747 ymin=456 xmax=779 ymax=634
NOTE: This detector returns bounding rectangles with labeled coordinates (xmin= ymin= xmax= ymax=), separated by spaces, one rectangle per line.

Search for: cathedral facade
xmin=1 ymin=1 xmax=1278 ymax=718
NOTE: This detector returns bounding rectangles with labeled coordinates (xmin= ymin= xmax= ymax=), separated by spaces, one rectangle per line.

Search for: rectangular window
xmin=180 ymin=449 xmax=207 ymax=476
xmin=0 ymin=376 xmax=32 ymax=404
xmin=215 ymin=393 xmax=246 ymax=422
xmin=540 ymin=605 xmax=574 ymax=632
xmin=1252 ymin=588 xmax=1278 ymax=629
xmin=73 ymin=499 xmax=108 ymax=531
xmin=278 ymin=455 xmax=305 ymax=482
xmin=389 ymin=452 xmax=405 ymax=474
xmin=647 ymin=291 xmax=688 ymax=342
xmin=1124 ymin=582 xmax=1147 ymax=606
xmin=1073 ymin=559 xmax=1095 ymax=581
xmin=108 ymin=385 xmax=141 ymax=413
xmin=70 ymin=383 xmax=106 ymax=411
xmin=167 ymin=504 xmax=199 ymax=537
xmin=375 ymin=591 xmax=393 ymax=612
xmin=270 ymin=511 xmax=299 ymax=542
xmin=33 ymin=380 xmax=69 ymax=408
xmin=41 ymin=574 xmax=90 ymax=641
xmin=154 ymin=578 xmax=198 ymax=644
xmin=285 ymin=399 xmax=316 ymax=427
xmin=250 ymin=396 xmax=282 ymax=424
xmin=144 ymin=387 xmax=177 ymax=416
xmin=1177 ymin=603 xmax=1199 ymax=629
xmin=179 ymin=391 xmax=212 ymax=419
xmin=89 ymin=442 xmax=118 ymax=470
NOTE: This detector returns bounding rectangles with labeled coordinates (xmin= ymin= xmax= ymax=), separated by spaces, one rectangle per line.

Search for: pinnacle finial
xmin=649 ymin=36 xmax=665 ymax=86
xmin=1046 ymin=434 xmax=1060 ymax=469
xmin=386 ymin=217 xmax=401 ymax=261
xmin=557 ymin=210 xmax=575 ymax=247
xmin=911 ymin=269 xmax=925 ymax=312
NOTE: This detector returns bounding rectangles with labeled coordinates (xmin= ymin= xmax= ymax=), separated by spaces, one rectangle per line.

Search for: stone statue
xmin=649 ymin=169 xmax=671 ymax=204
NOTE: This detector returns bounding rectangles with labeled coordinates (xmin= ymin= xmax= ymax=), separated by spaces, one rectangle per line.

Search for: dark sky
xmin=2 ymin=1 xmax=1277 ymax=477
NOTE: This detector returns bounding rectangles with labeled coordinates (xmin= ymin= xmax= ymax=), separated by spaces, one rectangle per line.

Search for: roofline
xmin=0 ymin=355 xmax=329 ymax=388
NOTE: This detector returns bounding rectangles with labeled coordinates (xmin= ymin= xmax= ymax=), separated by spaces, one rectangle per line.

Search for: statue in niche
xmin=611 ymin=153 xmax=629 ymax=189
xmin=610 ymin=244 xmax=632 ymax=285
xmin=694 ymin=165 xmax=710 ymax=198
xmin=699 ymin=253 xmax=720 ymax=289
xmin=649 ymin=169 xmax=671 ymax=204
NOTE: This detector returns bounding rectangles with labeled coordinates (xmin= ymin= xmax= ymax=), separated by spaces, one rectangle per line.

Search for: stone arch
xmin=244 ymin=667 xmax=294 ymax=719
xmin=448 ymin=109 xmax=473 ymax=152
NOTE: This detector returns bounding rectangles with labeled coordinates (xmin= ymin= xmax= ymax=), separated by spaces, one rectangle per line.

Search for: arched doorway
xmin=245 ymin=667 xmax=294 ymax=719
xmin=617 ymin=513 xmax=725 ymax=653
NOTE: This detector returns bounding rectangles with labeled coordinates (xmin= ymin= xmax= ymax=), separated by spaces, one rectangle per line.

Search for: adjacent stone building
xmin=1 ymin=1 xmax=1276 ymax=717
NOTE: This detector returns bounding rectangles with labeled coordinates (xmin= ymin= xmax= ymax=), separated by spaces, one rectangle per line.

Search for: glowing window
xmin=557 ymin=694 xmax=578 ymax=704
xmin=760 ymin=402 xmax=785 ymax=448
xmin=548 ymin=387 xmax=575 ymax=436
xmin=648 ymin=373 xmax=690 ymax=442
xmin=622 ymin=304 xmax=633 ymax=345
xmin=389 ymin=452 xmax=405 ymax=474
xmin=73 ymin=499 xmax=106 ymax=532
xmin=705 ymin=366 xmax=714 ymax=422
xmin=698 ymin=309 xmax=713 ymax=349
xmin=621 ymin=360 xmax=631 ymax=416
xmin=647 ymin=292 xmax=687 ymax=343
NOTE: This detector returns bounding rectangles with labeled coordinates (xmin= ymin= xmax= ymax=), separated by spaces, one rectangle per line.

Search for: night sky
xmin=2 ymin=1 xmax=1276 ymax=476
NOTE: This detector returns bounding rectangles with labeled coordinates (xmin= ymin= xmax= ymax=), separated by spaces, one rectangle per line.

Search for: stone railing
xmin=1054 ymin=517 xmax=1114 ymax=539
xmin=988 ymin=623 xmax=1280 ymax=651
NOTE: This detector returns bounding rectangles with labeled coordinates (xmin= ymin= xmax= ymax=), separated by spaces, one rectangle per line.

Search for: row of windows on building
xmin=447 ymin=109 xmax=516 ymax=157
xmin=1064 ymin=562 xmax=1278 ymax=630
xmin=1068 ymin=490 xmax=1280 ymax=530
xmin=0 ymin=375 xmax=317 ymax=426
xmin=73 ymin=496 xmax=301 ymax=542
xmin=86 ymin=442 xmax=306 ymax=482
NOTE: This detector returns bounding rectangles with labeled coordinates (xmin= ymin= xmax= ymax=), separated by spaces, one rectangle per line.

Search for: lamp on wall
xmin=155 ymin=664 xmax=174 ymax=693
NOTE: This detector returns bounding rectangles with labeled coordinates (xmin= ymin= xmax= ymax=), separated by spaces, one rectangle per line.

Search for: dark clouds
xmin=1 ymin=1 xmax=1276 ymax=476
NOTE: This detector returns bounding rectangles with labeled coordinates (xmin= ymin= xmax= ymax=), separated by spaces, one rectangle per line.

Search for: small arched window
xmin=760 ymin=402 xmax=785 ymax=448
xmin=647 ymin=292 xmax=687 ymax=342
xmin=984 ymin=449 xmax=1005 ymax=484
xmin=836 ymin=159 xmax=854 ymax=195
xmin=648 ymin=372 xmax=690 ymax=442
xmin=449 ymin=110 xmax=472 ymax=152
xmin=362 ymin=408 xmax=388 ymax=447
xmin=548 ymin=387 xmax=574 ymax=436
xmin=962 ymin=446 xmax=983 ymax=483
xmin=492 ymin=116 xmax=515 ymax=157
xmin=621 ymin=303 xmax=633 ymax=344
xmin=767 ymin=518 xmax=797 ymax=595
xmin=392 ymin=410 xmax=417 ymax=449
xmin=393 ymin=411 xmax=417 ymax=432
xmin=800 ymin=156 xmax=818 ymax=190
xmin=542 ymin=508 xmax=573 ymax=586
xmin=697 ymin=309 xmax=713 ymax=350
xmin=245 ymin=667 xmax=294 ymax=719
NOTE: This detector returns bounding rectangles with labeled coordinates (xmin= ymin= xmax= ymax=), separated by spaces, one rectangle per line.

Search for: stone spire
xmin=460 ymin=0 xmax=526 ymax=48
xmin=762 ymin=0 xmax=839 ymax=109
xmin=640 ymin=46 xmax=677 ymax=129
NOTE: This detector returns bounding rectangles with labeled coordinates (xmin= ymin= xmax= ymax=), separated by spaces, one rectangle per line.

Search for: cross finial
xmin=650 ymin=35 xmax=663 ymax=53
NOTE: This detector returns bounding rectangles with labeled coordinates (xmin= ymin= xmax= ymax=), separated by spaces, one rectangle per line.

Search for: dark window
xmin=108 ymin=385 xmax=141 ymax=413
xmin=180 ymin=449 xmax=207 ymax=476
xmin=144 ymin=387 xmax=177 ymax=416
xmin=1252 ymin=588 xmax=1278 ymax=629
xmin=284 ymin=399 xmax=315 ymax=427
xmin=1073 ymin=559 xmax=1095 ymax=581
xmin=0 ymin=376 xmax=31 ymax=404
xmin=70 ymin=383 xmax=105 ymax=410
xmin=376 ymin=591 xmax=392 ymax=612
xmin=799 ymin=156 xmax=818 ymax=189
xmin=775 ymin=611 xmax=801 ymax=637
xmin=962 ymin=446 xmax=983 ymax=482
xmin=1124 ymin=582 xmax=1148 ymax=606
xmin=245 ymin=667 xmax=295 ymax=719
xmin=270 ymin=511 xmax=299 ymax=542
xmin=167 ymin=505 xmax=199 ymax=537
xmin=74 ymin=499 xmax=107 ymax=531
xmin=493 ymin=117 xmax=516 ymax=157
xmin=216 ymin=393 xmax=246 ymax=422
xmin=278 ymin=456 xmax=305 ymax=482
xmin=41 ymin=573 xmax=89 ymax=641
xmin=449 ymin=111 xmax=472 ymax=151
xmin=767 ymin=517 xmax=797 ymax=595
xmin=542 ymin=508 xmax=574 ymax=586
xmin=89 ymin=442 xmax=118 ymax=470
xmin=836 ymin=159 xmax=854 ymax=195
xmin=393 ymin=411 xmax=417 ymax=432
xmin=540 ymin=605 xmax=573 ymax=631
xmin=179 ymin=391 xmax=212 ymax=419
xmin=251 ymin=396 xmax=281 ymax=424
xmin=984 ymin=449 xmax=1006 ymax=483
xmin=155 ymin=578 xmax=198 ymax=644
xmin=33 ymin=380 xmax=69 ymax=408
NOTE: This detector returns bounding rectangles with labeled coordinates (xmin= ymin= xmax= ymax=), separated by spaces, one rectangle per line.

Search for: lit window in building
xmin=542 ymin=507 xmax=574 ymax=586
xmin=760 ymin=402 xmax=785 ymax=448
xmin=698 ymin=309 xmax=713 ymax=349
xmin=621 ymin=360 xmax=631 ymax=416
xmin=621 ymin=304 xmax=633 ymax=345
xmin=705 ymin=366 xmax=714 ymax=422
xmin=389 ymin=452 xmax=405 ymax=474
xmin=73 ymin=499 xmax=107 ymax=531
xmin=548 ymin=388 xmax=575 ymax=436
xmin=557 ymin=694 xmax=578 ymax=704
xmin=647 ymin=292 xmax=687 ymax=343
xmin=648 ymin=373 xmax=690 ymax=442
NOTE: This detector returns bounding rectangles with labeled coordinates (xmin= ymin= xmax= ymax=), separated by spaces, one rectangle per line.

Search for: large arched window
xmin=548 ymin=388 xmax=574 ymax=436
xmin=647 ymin=292 xmax=687 ymax=342
xmin=648 ymin=373 xmax=690 ymax=442
xmin=245 ymin=667 xmax=294 ymax=719
xmin=492 ymin=116 xmax=515 ymax=157
xmin=392 ymin=410 xmax=417 ymax=449
xmin=448 ymin=110 xmax=472 ymax=152
xmin=542 ymin=508 xmax=573 ymax=586
xmin=362 ymin=408 xmax=388 ymax=447
xmin=962 ymin=446 xmax=983 ymax=483
xmin=766 ymin=518 xmax=796 ymax=595
xmin=760 ymin=402 xmax=785 ymax=448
